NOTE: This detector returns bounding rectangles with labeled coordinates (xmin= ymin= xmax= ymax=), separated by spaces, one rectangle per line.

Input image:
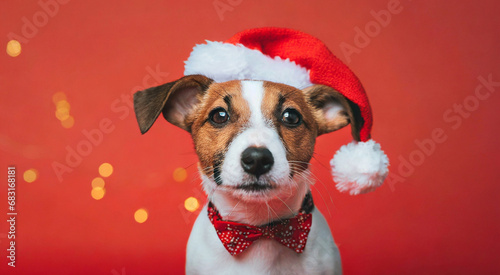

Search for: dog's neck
xmin=205 ymin=176 xmax=311 ymax=226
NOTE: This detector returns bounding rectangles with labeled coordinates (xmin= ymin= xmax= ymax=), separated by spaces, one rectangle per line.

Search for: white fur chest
xmin=186 ymin=205 xmax=342 ymax=275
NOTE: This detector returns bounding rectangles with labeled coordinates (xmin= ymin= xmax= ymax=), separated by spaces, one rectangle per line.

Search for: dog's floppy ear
xmin=133 ymin=74 xmax=213 ymax=134
xmin=303 ymin=85 xmax=364 ymax=140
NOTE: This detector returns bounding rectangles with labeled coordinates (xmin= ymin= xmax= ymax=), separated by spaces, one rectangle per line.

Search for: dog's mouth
xmin=236 ymin=182 xmax=274 ymax=192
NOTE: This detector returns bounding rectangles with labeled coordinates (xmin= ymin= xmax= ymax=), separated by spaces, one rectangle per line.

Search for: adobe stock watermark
xmin=213 ymin=0 xmax=243 ymax=21
xmin=385 ymin=73 xmax=499 ymax=191
xmin=7 ymin=167 xmax=17 ymax=268
xmin=340 ymin=0 xmax=407 ymax=64
xmin=51 ymin=65 xmax=170 ymax=182
xmin=7 ymin=0 xmax=71 ymax=44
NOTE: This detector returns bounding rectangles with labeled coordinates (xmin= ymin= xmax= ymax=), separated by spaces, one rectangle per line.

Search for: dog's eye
xmin=281 ymin=108 xmax=302 ymax=127
xmin=209 ymin=107 xmax=229 ymax=125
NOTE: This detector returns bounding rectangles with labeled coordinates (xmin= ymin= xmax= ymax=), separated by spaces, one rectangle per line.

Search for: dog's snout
xmin=241 ymin=147 xmax=274 ymax=178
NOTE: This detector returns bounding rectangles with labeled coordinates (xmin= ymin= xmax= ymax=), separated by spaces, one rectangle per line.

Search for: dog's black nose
xmin=241 ymin=147 xmax=274 ymax=178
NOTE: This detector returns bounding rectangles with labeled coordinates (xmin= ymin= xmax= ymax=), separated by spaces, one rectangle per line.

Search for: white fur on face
xmin=219 ymin=80 xmax=290 ymax=200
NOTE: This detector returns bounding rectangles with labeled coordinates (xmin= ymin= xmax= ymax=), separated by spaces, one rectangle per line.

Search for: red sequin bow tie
xmin=207 ymin=194 xmax=314 ymax=256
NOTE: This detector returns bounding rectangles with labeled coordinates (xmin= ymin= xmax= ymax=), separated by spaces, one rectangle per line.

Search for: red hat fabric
xmin=225 ymin=27 xmax=372 ymax=141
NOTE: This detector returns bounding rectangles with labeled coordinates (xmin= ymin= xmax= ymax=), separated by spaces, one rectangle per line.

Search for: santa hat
xmin=184 ymin=27 xmax=389 ymax=195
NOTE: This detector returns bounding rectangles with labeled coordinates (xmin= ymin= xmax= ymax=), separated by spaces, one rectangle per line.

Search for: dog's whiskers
xmin=265 ymin=201 xmax=283 ymax=224
xmin=288 ymin=161 xmax=335 ymax=215
xmin=309 ymin=183 xmax=332 ymax=218
xmin=227 ymin=199 xmax=242 ymax=218
xmin=275 ymin=195 xmax=295 ymax=217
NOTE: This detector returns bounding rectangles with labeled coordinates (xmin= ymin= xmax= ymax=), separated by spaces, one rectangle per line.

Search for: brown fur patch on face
xmin=261 ymin=82 xmax=318 ymax=173
xmin=189 ymin=81 xmax=251 ymax=179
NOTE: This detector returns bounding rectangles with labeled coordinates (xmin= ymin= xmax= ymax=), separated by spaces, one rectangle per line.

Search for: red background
xmin=1 ymin=0 xmax=499 ymax=274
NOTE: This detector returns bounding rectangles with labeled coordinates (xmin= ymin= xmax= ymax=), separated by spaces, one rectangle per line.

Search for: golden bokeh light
xmin=52 ymin=92 xmax=67 ymax=104
xmin=61 ymin=116 xmax=75 ymax=129
xmin=184 ymin=197 xmax=200 ymax=212
xmin=91 ymin=187 xmax=105 ymax=200
xmin=56 ymin=100 xmax=71 ymax=111
xmin=6 ymin=40 xmax=21 ymax=57
xmin=55 ymin=107 xmax=70 ymax=121
xmin=91 ymin=177 xmax=105 ymax=188
xmin=23 ymin=169 xmax=38 ymax=183
xmin=53 ymin=94 xmax=74 ymax=129
xmin=173 ymin=167 xmax=187 ymax=182
xmin=134 ymin=208 xmax=148 ymax=223
xmin=99 ymin=163 xmax=113 ymax=177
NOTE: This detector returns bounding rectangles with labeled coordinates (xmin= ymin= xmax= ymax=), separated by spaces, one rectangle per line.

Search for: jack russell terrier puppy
xmin=133 ymin=28 xmax=389 ymax=275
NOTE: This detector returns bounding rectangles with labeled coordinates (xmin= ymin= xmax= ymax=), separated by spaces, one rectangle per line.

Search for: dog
xmin=133 ymin=27 xmax=389 ymax=275
xmin=132 ymin=74 xmax=370 ymax=274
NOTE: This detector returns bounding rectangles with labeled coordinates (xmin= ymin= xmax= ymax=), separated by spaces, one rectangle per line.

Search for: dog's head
xmin=134 ymin=75 xmax=362 ymax=205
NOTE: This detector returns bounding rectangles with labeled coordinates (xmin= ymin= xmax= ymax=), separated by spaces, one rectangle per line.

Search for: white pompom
xmin=330 ymin=140 xmax=389 ymax=195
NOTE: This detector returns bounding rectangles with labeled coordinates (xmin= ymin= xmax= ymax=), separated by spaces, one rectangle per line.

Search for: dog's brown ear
xmin=133 ymin=74 xmax=213 ymax=134
xmin=303 ymin=85 xmax=364 ymax=140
